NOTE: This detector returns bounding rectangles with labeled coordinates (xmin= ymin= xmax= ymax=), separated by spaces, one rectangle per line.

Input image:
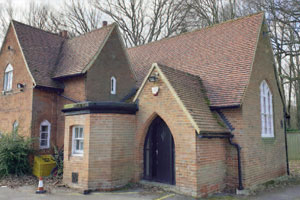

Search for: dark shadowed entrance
xmin=144 ymin=116 xmax=175 ymax=185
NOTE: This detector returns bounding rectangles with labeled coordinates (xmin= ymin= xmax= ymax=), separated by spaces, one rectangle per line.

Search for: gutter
xmin=197 ymin=133 xmax=244 ymax=191
xmin=58 ymin=94 xmax=79 ymax=103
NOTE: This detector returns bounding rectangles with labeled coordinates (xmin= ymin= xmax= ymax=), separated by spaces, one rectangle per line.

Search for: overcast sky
xmin=0 ymin=0 xmax=64 ymax=9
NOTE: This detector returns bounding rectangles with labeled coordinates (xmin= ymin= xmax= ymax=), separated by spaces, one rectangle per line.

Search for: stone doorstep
xmin=138 ymin=180 xmax=195 ymax=197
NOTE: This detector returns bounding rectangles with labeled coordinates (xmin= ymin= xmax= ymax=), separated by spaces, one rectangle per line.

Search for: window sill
xmin=71 ymin=153 xmax=83 ymax=157
xmin=261 ymin=136 xmax=274 ymax=138
xmin=2 ymin=90 xmax=13 ymax=95
xmin=39 ymin=146 xmax=50 ymax=150
xmin=262 ymin=137 xmax=276 ymax=144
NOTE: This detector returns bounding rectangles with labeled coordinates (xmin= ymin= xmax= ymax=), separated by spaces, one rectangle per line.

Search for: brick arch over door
xmin=134 ymin=75 xmax=199 ymax=195
xmin=135 ymin=109 xmax=197 ymax=186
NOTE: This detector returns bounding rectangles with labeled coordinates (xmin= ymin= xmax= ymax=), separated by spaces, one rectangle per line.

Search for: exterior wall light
xmin=17 ymin=83 xmax=26 ymax=91
xmin=148 ymin=72 xmax=159 ymax=82
xmin=148 ymin=76 xmax=158 ymax=82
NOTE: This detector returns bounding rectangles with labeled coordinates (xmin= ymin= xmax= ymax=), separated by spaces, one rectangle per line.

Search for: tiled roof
xmin=13 ymin=20 xmax=65 ymax=88
xmin=12 ymin=21 xmax=115 ymax=87
xmin=54 ymin=24 xmax=115 ymax=78
xmin=128 ymin=13 xmax=264 ymax=108
xmin=158 ymin=64 xmax=229 ymax=133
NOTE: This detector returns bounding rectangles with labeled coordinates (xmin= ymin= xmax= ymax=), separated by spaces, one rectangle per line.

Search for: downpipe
xmin=198 ymin=133 xmax=243 ymax=191
xmin=228 ymin=135 xmax=243 ymax=190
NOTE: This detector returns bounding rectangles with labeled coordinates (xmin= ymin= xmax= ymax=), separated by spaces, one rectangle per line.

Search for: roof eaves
xmin=52 ymin=72 xmax=83 ymax=80
xmin=134 ymin=63 xmax=201 ymax=133
xmin=155 ymin=64 xmax=201 ymax=133
xmin=81 ymin=24 xmax=116 ymax=74
xmin=133 ymin=64 xmax=156 ymax=102
xmin=11 ymin=21 xmax=37 ymax=86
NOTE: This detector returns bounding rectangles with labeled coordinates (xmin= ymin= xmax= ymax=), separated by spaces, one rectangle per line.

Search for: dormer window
xmin=111 ymin=76 xmax=116 ymax=95
xmin=4 ymin=64 xmax=13 ymax=91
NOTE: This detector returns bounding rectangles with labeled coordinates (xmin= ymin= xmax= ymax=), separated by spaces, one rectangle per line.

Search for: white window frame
xmin=4 ymin=64 xmax=13 ymax=91
xmin=40 ymin=120 xmax=51 ymax=149
xmin=111 ymin=76 xmax=116 ymax=95
xmin=260 ymin=81 xmax=274 ymax=138
xmin=72 ymin=126 xmax=84 ymax=156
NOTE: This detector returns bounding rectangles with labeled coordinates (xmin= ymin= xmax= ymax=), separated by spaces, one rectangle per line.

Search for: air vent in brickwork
xmin=72 ymin=172 xmax=78 ymax=183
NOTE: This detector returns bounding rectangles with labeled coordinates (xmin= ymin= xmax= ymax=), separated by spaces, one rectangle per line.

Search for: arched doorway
xmin=144 ymin=116 xmax=175 ymax=185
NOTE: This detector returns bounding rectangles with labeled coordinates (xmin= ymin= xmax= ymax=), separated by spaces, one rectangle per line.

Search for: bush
xmin=0 ymin=132 xmax=34 ymax=177
xmin=51 ymin=145 xmax=64 ymax=178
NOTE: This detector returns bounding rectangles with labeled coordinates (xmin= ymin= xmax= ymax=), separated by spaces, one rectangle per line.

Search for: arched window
xmin=40 ymin=120 xmax=51 ymax=149
xmin=111 ymin=76 xmax=116 ymax=95
xmin=260 ymin=81 xmax=274 ymax=137
xmin=4 ymin=64 xmax=13 ymax=91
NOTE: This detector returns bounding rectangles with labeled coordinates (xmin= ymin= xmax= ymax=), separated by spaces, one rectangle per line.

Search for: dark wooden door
xmin=144 ymin=117 xmax=175 ymax=185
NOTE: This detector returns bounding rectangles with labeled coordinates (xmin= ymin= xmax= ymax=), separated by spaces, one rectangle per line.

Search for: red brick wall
xmin=88 ymin=114 xmax=136 ymax=189
xmin=135 ymin=69 xmax=228 ymax=197
xmin=62 ymin=76 xmax=86 ymax=102
xmin=85 ymin=28 xmax=136 ymax=102
xmin=54 ymin=77 xmax=85 ymax=148
xmin=32 ymin=88 xmax=58 ymax=151
xmin=0 ymin=24 xmax=34 ymax=137
xmin=196 ymin=138 xmax=229 ymax=196
xmin=64 ymin=114 xmax=90 ymax=189
xmin=221 ymin=22 xmax=286 ymax=190
xmin=240 ymin=22 xmax=286 ymax=187
xmin=63 ymin=113 xmax=136 ymax=190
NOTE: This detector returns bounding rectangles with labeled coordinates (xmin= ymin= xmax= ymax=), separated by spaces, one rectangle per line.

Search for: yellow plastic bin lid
xmin=32 ymin=155 xmax=56 ymax=177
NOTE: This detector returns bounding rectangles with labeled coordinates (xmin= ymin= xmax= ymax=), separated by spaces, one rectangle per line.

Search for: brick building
xmin=0 ymin=12 xmax=288 ymax=197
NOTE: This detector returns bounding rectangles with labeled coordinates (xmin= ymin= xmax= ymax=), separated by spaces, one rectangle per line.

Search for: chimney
xmin=59 ymin=30 xmax=68 ymax=39
xmin=102 ymin=21 xmax=108 ymax=27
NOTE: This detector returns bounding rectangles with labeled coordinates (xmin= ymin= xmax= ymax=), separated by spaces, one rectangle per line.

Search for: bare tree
xmin=182 ymin=0 xmax=243 ymax=29
xmin=92 ymin=0 xmax=190 ymax=47
xmin=22 ymin=1 xmax=64 ymax=33
xmin=60 ymin=0 xmax=103 ymax=36
xmin=0 ymin=0 xmax=16 ymax=39
xmin=243 ymin=0 xmax=300 ymax=128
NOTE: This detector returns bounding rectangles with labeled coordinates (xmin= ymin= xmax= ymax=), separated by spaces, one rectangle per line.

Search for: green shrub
xmin=0 ymin=132 xmax=34 ymax=177
xmin=51 ymin=145 xmax=64 ymax=178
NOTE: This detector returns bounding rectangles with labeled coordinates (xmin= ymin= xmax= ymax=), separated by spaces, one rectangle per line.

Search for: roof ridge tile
xmin=12 ymin=20 xmax=64 ymax=39
xmin=128 ymin=12 xmax=264 ymax=50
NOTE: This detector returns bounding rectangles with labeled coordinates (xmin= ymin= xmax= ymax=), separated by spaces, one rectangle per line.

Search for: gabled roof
xmin=134 ymin=63 xmax=229 ymax=134
xmin=128 ymin=12 xmax=264 ymax=108
xmin=53 ymin=24 xmax=116 ymax=78
xmin=12 ymin=20 xmax=65 ymax=88
xmin=11 ymin=20 xmax=116 ymax=88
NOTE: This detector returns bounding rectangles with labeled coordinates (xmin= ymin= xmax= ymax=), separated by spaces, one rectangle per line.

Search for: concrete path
xmin=0 ymin=185 xmax=194 ymax=200
xmin=1 ymin=184 xmax=300 ymax=200
xmin=250 ymin=185 xmax=300 ymax=200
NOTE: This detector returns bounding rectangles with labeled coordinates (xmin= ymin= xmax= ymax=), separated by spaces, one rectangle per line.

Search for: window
xmin=72 ymin=126 xmax=84 ymax=155
xmin=40 ymin=120 xmax=51 ymax=149
xmin=13 ymin=121 xmax=18 ymax=133
xmin=4 ymin=64 xmax=13 ymax=91
xmin=260 ymin=81 xmax=274 ymax=137
xmin=111 ymin=76 xmax=116 ymax=95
